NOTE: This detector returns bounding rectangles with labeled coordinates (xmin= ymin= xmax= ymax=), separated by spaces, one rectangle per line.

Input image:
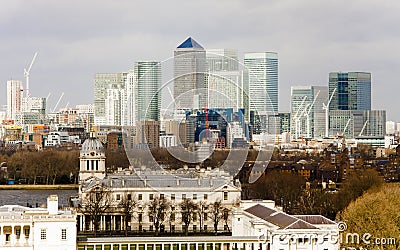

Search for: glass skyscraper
xmin=244 ymin=52 xmax=278 ymax=114
xmin=328 ymin=72 xmax=371 ymax=111
xmin=134 ymin=61 xmax=161 ymax=121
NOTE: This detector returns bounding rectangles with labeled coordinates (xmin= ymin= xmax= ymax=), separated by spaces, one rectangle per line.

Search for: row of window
xmin=115 ymin=192 xmax=228 ymax=201
xmin=40 ymin=228 xmax=67 ymax=240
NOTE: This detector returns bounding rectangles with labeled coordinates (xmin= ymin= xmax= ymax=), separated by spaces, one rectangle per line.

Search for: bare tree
xmin=210 ymin=200 xmax=224 ymax=234
xmin=197 ymin=200 xmax=208 ymax=232
xmin=147 ymin=195 xmax=170 ymax=235
xmin=119 ymin=192 xmax=137 ymax=236
xmin=79 ymin=184 xmax=112 ymax=236
xmin=180 ymin=198 xmax=198 ymax=235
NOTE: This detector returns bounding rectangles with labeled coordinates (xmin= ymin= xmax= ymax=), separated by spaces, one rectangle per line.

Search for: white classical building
xmin=232 ymin=201 xmax=339 ymax=250
xmin=0 ymin=195 xmax=76 ymax=250
xmin=78 ymin=133 xmax=242 ymax=234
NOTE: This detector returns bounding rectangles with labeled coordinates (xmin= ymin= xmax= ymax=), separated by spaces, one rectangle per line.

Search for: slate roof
xmin=294 ymin=215 xmax=336 ymax=225
xmin=244 ymin=204 xmax=318 ymax=230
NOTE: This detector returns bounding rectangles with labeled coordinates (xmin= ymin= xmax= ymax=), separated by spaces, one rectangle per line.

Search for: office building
xmin=244 ymin=52 xmax=278 ymax=114
xmin=94 ymin=73 xmax=127 ymax=125
xmin=386 ymin=121 xmax=396 ymax=135
xmin=174 ymin=37 xmax=206 ymax=110
xmin=328 ymin=72 xmax=371 ymax=111
xmin=290 ymin=86 xmax=328 ymax=139
xmin=329 ymin=110 xmax=386 ymax=138
xmin=6 ymin=80 xmax=23 ymax=120
xmin=206 ymin=49 xmax=243 ymax=111
xmin=134 ymin=61 xmax=161 ymax=121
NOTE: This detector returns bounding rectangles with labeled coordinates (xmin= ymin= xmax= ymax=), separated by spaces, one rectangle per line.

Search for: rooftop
xmin=177 ymin=37 xmax=204 ymax=49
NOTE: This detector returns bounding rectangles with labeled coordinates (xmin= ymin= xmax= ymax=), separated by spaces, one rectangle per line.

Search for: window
xmin=204 ymin=194 xmax=208 ymax=200
xmin=138 ymin=214 xmax=143 ymax=223
xmin=204 ymin=225 xmax=207 ymax=231
xmin=171 ymin=225 xmax=175 ymax=232
xmin=149 ymin=194 xmax=154 ymax=200
xmin=138 ymin=194 xmax=142 ymax=200
xmin=223 ymin=191 xmax=228 ymax=201
xmin=149 ymin=216 xmax=154 ymax=222
xmin=61 ymin=229 xmax=67 ymax=240
xmin=16 ymin=229 xmax=20 ymax=239
xmin=171 ymin=213 xmax=175 ymax=221
xmin=127 ymin=194 xmax=132 ymax=200
xmin=24 ymin=228 xmax=30 ymax=238
xmin=193 ymin=194 xmax=197 ymax=200
xmin=193 ymin=213 xmax=197 ymax=221
xmin=204 ymin=213 xmax=208 ymax=221
xmin=149 ymin=225 xmax=153 ymax=231
xmin=182 ymin=194 xmax=186 ymax=199
xmin=171 ymin=194 xmax=175 ymax=200
xmin=160 ymin=194 xmax=165 ymax=199
xmin=116 ymin=194 xmax=121 ymax=200
xmin=171 ymin=206 xmax=175 ymax=211
xmin=41 ymin=229 xmax=46 ymax=240
xmin=193 ymin=225 xmax=197 ymax=231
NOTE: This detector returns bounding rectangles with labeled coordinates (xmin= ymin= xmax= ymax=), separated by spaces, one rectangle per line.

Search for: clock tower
xmin=79 ymin=130 xmax=106 ymax=182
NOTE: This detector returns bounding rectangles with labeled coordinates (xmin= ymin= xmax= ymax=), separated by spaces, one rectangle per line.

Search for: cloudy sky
xmin=1 ymin=0 xmax=400 ymax=120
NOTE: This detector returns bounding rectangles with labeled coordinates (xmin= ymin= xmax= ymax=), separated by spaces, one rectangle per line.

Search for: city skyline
xmin=1 ymin=1 xmax=400 ymax=120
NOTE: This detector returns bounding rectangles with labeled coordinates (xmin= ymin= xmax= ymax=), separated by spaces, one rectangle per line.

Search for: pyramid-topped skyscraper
xmin=174 ymin=37 xmax=206 ymax=110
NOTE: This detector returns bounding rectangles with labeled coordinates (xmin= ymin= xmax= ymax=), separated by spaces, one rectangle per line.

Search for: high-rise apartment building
xmin=134 ymin=61 xmax=161 ymax=121
xmin=244 ymin=52 xmax=278 ymax=114
xmin=328 ymin=72 xmax=371 ymax=111
xmin=206 ymin=49 xmax=243 ymax=110
xmin=290 ymin=86 xmax=328 ymax=139
xmin=174 ymin=37 xmax=206 ymax=110
xmin=6 ymin=80 xmax=23 ymax=120
xmin=94 ymin=73 xmax=127 ymax=125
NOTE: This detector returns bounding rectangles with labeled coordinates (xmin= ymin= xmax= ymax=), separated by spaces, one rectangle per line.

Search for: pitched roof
xmin=177 ymin=37 xmax=204 ymax=49
xmin=294 ymin=215 xmax=336 ymax=225
xmin=244 ymin=204 xmax=318 ymax=230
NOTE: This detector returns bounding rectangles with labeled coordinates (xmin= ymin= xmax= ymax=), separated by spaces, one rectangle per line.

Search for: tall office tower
xmin=244 ymin=52 xmax=278 ymax=114
xmin=206 ymin=49 xmax=243 ymax=110
xmin=134 ymin=61 xmax=161 ymax=121
xmin=174 ymin=37 xmax=206 ymax=110
xmin=386 ymin=121 xmax=396 ymax=135
xmin=6 ymin=80 xmax=23 ymax=120
xmin=105 ymin=88 xmax=124 ymax=126
xmin=290 ymin=86 xmax=328 ymax=139
xmin=329 ymin=72 xmax=371 ymax=111
xmin=94 ymin=73 xmax=127 ymax=125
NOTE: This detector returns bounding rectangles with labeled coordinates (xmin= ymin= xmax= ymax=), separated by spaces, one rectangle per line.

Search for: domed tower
xmin=79 ymin=130 xmax=106 ymax=182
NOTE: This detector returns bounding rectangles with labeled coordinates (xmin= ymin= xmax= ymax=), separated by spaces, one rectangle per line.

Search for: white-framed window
xmin=40 ymin=229 xmax=46 ymax=240
xmin=61 ymin=229 xmax=67 ymax=240
xmin=193 ymin=194 xmax=197 ymax=200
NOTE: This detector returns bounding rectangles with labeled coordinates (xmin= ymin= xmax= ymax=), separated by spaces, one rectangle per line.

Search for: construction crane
xmin=322 ymin=88 xmax=336 ymax=138
xmin=304 ymin=90 xmax=320 ymax=138
xmin=24 ymin=52 xmax=38 ymax=97
xmin=359 ymin=120 xmax=368 ymax=136
xmin=52 ymin=92 xmax=64 ymax=113
xmin=292 ymin=96 xmax=308 ymax=139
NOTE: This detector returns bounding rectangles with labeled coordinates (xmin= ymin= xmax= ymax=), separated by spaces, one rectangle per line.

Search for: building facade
xmin=6 ymin=80 xmax=23 ymax=121
xmin=328 ymin=72 xmax=371 ymax=111
xmin=174 ymin=37 xmax=207 ymax=110
xmin=244 ymin=52 xmax=278 ymax=114
xmin=134 ymin=61 xmax=161 ymax=121
xmin=0 ymin=195 xmax=76 ymax=250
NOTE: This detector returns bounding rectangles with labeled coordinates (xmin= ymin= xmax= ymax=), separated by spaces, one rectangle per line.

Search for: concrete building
xmin=6 ymin=80 xmax=23 ymax=121
xmin=94 ymin=73 xmax=127 ymax=125
xmin=290 ymin=86 xmax=328 ymax=139
xmin=0 ymin=195 xmax=76 ymax=250
xmin=174 ymin=37 xmax=207 ymax=110
xmin=329 ymin=110 xmax=386 ymax=138
xmin=134 ymin=121 xmax=160 ymax=148
xmin=328 ymin=72 xmax=371 ymax=111
xmin=386 ymin=121 xmax=396 ymax=135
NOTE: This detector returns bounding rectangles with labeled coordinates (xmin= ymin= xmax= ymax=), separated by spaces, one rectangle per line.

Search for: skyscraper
xmin=94 ymin=73 xmax=127 ymax=125
xmin=328 ymin=72 xmax=371 ymax=111
xmin=290 ymin=86 xmax=328 ymax=139
xmin=244 ymin=52 xmax=278 ymax=114
xmin=6 ymin=80 xmax=23 ymax=120
xmin=134 ymin=61 xmax=161 ymax=121
xmin=206 ymin=49 xmax=243 ymax=111
xmin=174 ymin=37 xmax=206 ymax=110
